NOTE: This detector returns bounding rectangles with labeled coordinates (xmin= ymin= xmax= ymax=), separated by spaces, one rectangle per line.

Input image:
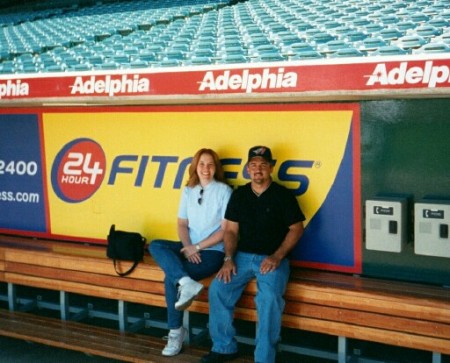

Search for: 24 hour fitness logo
xmin=51 ymin=138 xmax=106 ymax=203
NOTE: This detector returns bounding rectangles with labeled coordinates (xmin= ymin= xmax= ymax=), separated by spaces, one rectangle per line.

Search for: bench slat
xmin=290 ymin=286 xmax=450 ymax=323
xmin=4 ymin=249 xmax=164 ymax=280
xmin=295 ymin=269 xmax=450 ymax=301
xmin=7 ymin=262 xmax=166 ymax=295
xmin=284 ymin=300 xmax=450 ymax=339
xmin=0 ymin=309 xmax=252 ymax=363
xmin=5 ymin=273 xmax=168 ymax=307
xmin=282 ymin=314 xmax=450 ymax=354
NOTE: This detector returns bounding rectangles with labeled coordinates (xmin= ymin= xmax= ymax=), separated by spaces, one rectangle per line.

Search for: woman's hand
xmin=180 ymin=245 xmax=202 ymax=264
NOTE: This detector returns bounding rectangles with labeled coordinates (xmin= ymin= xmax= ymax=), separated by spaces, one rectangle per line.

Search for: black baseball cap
xmin=248 ymin=146 xmax=273 ymax=164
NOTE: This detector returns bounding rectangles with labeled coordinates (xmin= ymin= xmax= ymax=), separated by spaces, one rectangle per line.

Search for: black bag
xmin=107 ymin=224 xmax=146 ymax=277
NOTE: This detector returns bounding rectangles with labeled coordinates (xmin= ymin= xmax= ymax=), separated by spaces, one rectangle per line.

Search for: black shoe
xmin=200 ymin=351 xmax=239 ymax=363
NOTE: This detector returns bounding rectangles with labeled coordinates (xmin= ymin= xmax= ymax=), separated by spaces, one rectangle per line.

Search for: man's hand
xmin=216 ymin=259 xmax=236 ymax=283
xmin=260 ymin=255 xmax=281 ymax=274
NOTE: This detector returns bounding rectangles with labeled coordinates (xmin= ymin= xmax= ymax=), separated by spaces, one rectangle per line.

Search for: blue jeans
xmin=148 ymin=239 xmax=224 ymax=329
xmin=208 ymin=252 xmax=290 ymax=363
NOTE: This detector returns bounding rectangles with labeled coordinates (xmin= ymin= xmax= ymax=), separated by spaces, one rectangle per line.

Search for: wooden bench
xmin=0 ymin=234 xmax=449 ymax=363
xmin=0 ymin=309 xmax=216 ymax=363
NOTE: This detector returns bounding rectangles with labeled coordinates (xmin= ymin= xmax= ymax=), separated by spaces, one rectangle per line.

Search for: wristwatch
xmin=195 ymin=244 xmax=201 ymax=251
xmin=223 ymin=256 xmax=233 ymax=262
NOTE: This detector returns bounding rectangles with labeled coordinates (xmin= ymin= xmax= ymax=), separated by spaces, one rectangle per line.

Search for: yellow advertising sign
xmin=44 ymin=106 xmax=353 ymax=241
xmin=43 ymin=104 xmax=360 ymax=272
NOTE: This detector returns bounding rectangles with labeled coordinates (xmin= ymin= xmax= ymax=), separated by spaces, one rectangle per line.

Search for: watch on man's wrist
xmin=195 ymin=244 xmax=201 ymax=251
xmin=223 ymin=256 xmax=233 ymax=262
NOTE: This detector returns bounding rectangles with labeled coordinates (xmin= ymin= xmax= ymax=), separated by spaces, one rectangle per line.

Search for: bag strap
xmin=113 ymin=259 xmax=139 ymax=277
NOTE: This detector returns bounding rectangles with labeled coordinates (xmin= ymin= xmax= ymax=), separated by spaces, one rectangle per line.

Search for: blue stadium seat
xmin=309 ymin=32 xmax=336 ymax=45
xmin=123 ymin=46 xmax=140 ymax=56
xmin=414 ymin=25 xmax=443 ymax=38
xmin=380 ymin=15 xmax=401 ymax=26
xmin=246 ymin=35 xmax=272 ymax=48
xmin=192 ymin=40 xmax=217 ymax=51
xmin=357 ymin=37 xmax=388 ymax=53
xmin=87 ymin=55 xmax=104 ymax=66
xmin=289 ymin=20 xmax=314 ymax=32
xmin=413 ymin=42 xmax=450 ymax=54
xmin=183 ymin=56 xmax=213 ymax=66
xmin=98 ymin=62 xmax=119 ymax=70
xmin=112 ymin=55 xmax=131 ymax=64
xmin=427 ymin=17 xmax=449 ymax=28
xmin=69 ymin=64 xmax=92 ymax=72
xmin=146 ymin=45 xmax=166 ymax=55
xmin=396 ymin=21 xmax=417 ymax=32
xmin=394 ymin=35 xmax=428 ymax=50
xmin=0 ymin=61 xmax=16 ymax=74
xmin=284 ymin=42 xmax=316 ymax=58
xmin=252 ymin=52 xmax=286 ymax=63
xmin=155 ymin=59 xmax=182 ymax=67
xmin=190 ymin=48 xmax=215 ymax=58
xmin=218 ymin=37 xmax=243 ymax=50
xmin=363 ymin=24 xmax=385 ymax=34
xmin=318 ymin=40 xmax=352 ymax=56
xmin=60 ymin=57 xmax=80 ymax=68
xmin=410 ymin=12 xmax=430 ymax=24
xmin=21 ymin=64 xmax=39 ymax=73
xmin=168 ymin=42 xmax=190 ymax=53
xmin=436 ymin=31 xmax=450 ymax=44
xmin=329 ymin=47 xmax=365 ymax=58
xmin=248 ymin=44 xmax=280 ymax=58
xmin=162 ymin=50 xmax=186 ymax=61
xmin=371 ymin=45 xmax=410 ymax=56
xmin=322 ymin=20 xmax=341 ymax=30
xmin=45 ymin=64 xmax=66 ymax=73
xmin=217 ymin=54 xmax=248 ymax=64
xmin=273 ymin=33 xmax=303 ymax=48
xmin=290 ymin=50 xmax=324 ymax=60
xmin=137 ymin=50 xmax=157 ymax=63
xmin=127 ymin=60 xmax=149 ymax=69
xmin=442 ymin=9 xmax=450 ymax=21
xmin=378 ymin=28 xmax=405 ymax=41
xmin=342 ymin=30 xmax=368 ymax=42
xmin=331 ymin=26 xmax=355 ymax=39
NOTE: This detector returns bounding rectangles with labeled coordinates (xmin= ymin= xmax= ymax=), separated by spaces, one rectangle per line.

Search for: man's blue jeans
xmin=208 ymin=252 xmax=290 ymax=363
xmin=148 ymin=239 xmax=224 ymax=329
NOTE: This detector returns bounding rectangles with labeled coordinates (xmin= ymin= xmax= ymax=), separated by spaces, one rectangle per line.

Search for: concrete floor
xmin=0 ymin=335 xmax=123 ymax=363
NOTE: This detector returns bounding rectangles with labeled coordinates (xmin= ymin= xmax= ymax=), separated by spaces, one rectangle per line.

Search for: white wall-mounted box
xmin=365 ymin=198 xmax=407 ymax=253
xmin=414 ymin=202 xmax=450 ymax=258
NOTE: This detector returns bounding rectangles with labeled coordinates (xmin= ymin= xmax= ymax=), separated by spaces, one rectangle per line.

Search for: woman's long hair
xmin=186 ymin=148 xmax=226 ymax=187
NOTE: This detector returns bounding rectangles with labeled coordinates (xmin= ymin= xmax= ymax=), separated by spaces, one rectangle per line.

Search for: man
xmin=201 ymin=146 xmax=305 ymax=363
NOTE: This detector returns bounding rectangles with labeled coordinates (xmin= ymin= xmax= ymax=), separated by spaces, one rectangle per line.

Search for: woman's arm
xmin=180 ymin=219 xmax=226 ymax=261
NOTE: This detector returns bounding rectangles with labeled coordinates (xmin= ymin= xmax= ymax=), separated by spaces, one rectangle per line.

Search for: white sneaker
xmin=162 ymin=327 xmax=187 ymax=356
xmin=175 ymin=280 xmax=204 ymax=311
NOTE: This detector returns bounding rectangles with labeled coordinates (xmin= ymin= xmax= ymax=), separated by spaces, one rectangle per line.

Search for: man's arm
xmin=260 ymin=221 xmax=304 ymax=274
xmin=215 ymin=219 xmax=239 ymax=283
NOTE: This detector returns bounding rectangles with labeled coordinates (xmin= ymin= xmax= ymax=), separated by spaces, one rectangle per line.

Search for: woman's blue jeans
xmin=208 ymin=252 xmax=290 ymax=363
xmin=148 ymin=239 xmax=224 ymax=329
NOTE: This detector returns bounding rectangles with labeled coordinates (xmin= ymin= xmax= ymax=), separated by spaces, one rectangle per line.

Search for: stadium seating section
xmin=0 ymin=0 xmax=449 ymax=73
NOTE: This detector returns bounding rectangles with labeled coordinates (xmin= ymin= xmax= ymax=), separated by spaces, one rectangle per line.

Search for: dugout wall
xmin=0 ymin=55 xmax=449 ymax=286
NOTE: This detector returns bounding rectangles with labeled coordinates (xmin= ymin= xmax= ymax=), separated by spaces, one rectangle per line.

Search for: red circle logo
xmin=51 ymin=139 xmax=106 ymax=203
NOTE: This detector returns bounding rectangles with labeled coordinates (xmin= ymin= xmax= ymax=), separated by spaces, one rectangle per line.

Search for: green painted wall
xmin=360 ymin=98 xmax=450 ymax=286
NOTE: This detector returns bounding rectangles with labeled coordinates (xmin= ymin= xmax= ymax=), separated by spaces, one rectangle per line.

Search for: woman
xmin=149 ymin=148 xmax=232 ymax=357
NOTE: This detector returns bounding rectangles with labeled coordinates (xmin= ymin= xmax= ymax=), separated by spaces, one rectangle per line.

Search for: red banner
xmin=0 ymin=55 xmax=449 ymax=101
